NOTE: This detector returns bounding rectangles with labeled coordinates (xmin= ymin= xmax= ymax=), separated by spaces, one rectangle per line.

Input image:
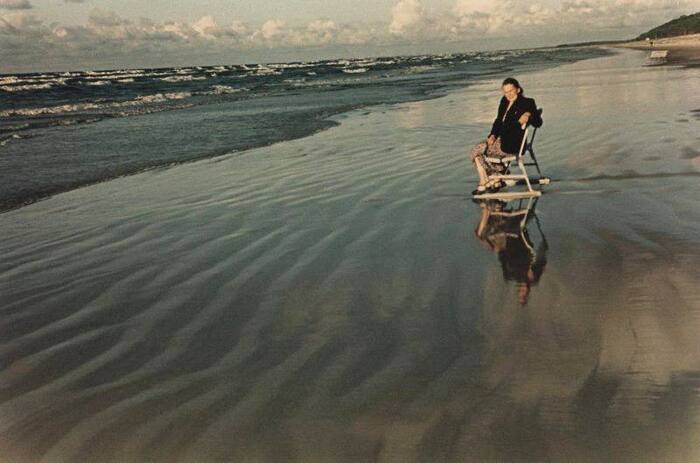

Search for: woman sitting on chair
xmin=470 ymin=77 xmax=542 ymax=195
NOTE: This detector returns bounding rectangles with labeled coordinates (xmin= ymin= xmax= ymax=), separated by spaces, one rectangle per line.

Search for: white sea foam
xmin=406 ymin=65 xmax=439 ymax=74
xmin=209 ymin=85 xmax=246 ymax=95
xmin=0 ymin=91 xmax=193 ymax=117
xmin=253 ymin=65 xmax=283 ymax=76
xmin=0 ymin=75 xmax=71 ymax=91
xmin=0 ymin=82 xmax=57 ymax=92
xmin=84 ymin=69 xmax=145 ymax=77
xmin=161 ymin=75 xmax=207 ymax=82
xmin=353 ymin=60 xmax=381 ymax=67
xmin=4 ymin=123 xmax=30 ymax=131
xmin=342 ymin=68 xmax=368 ymax=74
xmin=83 ymin=73 xmax=145 ymax=81
xmin=0 ymin=134 xmax=23 ymax=146
xmin=268 ymin=62 xmax=316 ymax=70
xmin=289 ymin=80 xmax=333 ymax=89
xmin=135 ymin=92 xmax=192 ymax=103
xmin=0 ymin=76 xmax=24 ymax=85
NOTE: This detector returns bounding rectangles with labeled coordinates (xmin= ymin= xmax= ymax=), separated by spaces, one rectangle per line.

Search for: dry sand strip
xmin=612 ymin=33 xmax=700 ymax=66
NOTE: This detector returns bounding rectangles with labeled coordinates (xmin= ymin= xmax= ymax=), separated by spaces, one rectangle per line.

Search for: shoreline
xmin=609 ymin=33 xmax=700 ymax=66
xmin=0 ymin=47 xmax=610 ymax=215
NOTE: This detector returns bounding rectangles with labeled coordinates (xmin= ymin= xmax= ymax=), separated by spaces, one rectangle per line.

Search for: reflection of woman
xmin=470 ymin=77 xmax=542 ymax=195
xmin=474 ymin=199 xmax=547 ymax=305
xmin=499 ymin=233 xmax=547 ymax=305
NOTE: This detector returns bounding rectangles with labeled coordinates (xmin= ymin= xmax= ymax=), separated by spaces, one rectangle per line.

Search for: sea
xmin=0 ymin=46 xmax=609 ymax=212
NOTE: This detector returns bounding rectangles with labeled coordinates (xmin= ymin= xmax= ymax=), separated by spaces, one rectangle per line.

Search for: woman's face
xmin=517 ymin=283 xmax=530 ymax=305
xmin=503 ymin=83 xmax=519 ymax=102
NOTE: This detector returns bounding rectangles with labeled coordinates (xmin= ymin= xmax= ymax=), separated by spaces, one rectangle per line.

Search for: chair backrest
xmin=518 ymin=108 xmax=542 ymax=159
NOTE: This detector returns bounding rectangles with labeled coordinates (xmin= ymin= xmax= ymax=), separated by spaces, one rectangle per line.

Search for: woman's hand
xmin=487 ymin=134 xmax=496 ymax=146
xmin=518 ymin=112 xmax=531 ymax=126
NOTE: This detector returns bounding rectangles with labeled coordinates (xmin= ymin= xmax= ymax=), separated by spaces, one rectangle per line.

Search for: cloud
xmin=453 ymin=0 xmax=494 ymax=15
xmin=389 ymin=0 xmax=425 ymax=34
xmin=258 ymin=19 xmax=285 ymax=41
xmin=1 ymin=0 xmax=698 ymax=72
xmin=0 ymin=9 xmax=385 ymax=71
xmin=192 ymin=15 xmax=220 ymax=39
xmin=306 ymin=19 xmax=339 ymax=45
xmin=88 ymin=9 xmax=130 ymax=28
xmin=0 ymin=0 xmax=31 ymax=10
xmin=451 ymin=0 xmax=699 ymax=37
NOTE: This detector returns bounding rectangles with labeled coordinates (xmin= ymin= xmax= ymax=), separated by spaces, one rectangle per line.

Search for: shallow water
xmin=1 ymin=49 xmax=700 ymax=462
xmin=0 ymin=47 xmax=607 ymax=212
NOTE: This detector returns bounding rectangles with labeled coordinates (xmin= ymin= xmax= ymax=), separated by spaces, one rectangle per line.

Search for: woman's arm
xmin=518 ymin=112 xmax=532 ymax=127
xmin=489 ymin=118 xmax=502 ymax=140
xmin=526 ymin=98 xmax=542 ymax=127
xmin=489 ymin=98 xmax=506 ymax=139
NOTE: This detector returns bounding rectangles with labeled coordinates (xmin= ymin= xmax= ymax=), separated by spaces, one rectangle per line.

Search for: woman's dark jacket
xmin=489 ymin=95 xmax=542 ymax=154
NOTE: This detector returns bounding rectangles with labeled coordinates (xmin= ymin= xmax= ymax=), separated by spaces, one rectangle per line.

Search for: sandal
xmin=485 ymin=179 xmax=504 ymax=191
xmin=472 ymin=184 xmax=487 ymax=196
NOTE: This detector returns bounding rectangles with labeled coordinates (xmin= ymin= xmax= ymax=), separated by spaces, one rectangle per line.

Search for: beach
xmin=614 ymin=33 xmax=700 ymax=66
xmin=1 ymin=47 xmax=700 ymax=463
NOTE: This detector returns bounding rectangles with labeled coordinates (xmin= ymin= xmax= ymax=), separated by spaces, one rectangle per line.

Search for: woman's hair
xmin=502 ymin=77 xmax=523 ymax=95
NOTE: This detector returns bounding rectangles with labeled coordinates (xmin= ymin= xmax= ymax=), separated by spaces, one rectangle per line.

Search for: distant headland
xmin=557 ymin=12 xmax=700 ymax=66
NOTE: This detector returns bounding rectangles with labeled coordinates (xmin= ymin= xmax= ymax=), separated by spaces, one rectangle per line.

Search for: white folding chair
xmin=474 ymin=108 xmax=550 ymax=200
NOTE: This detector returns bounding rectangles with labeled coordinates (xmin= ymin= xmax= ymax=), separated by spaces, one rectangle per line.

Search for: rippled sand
xmin=1 ymin=49 xmax=700 ymax=462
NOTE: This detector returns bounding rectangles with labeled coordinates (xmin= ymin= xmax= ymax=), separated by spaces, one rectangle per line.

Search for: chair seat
xmin=490 ymin=174 xmax=527 ymax=180
xmin=473 ymin=190 xmax=542 ymax=200
xmin=485 ymin=156 xmax=517 ymax=163
xmin=490 ymin=210 xmax=529 ymax=218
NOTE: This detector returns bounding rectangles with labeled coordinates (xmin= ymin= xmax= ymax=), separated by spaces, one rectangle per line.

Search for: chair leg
xmin=518 ymin=158 xmax=535 ymax=193
xmin=528 ymin=146 xmax=543 ymax=176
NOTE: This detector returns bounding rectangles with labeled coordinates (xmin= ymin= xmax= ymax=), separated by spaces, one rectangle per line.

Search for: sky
xmin=1 ymin=0 xmax=698 ymax=72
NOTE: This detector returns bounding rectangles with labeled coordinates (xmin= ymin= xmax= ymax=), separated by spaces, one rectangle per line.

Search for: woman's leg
xmin=470 ymin=142 xmax=489 ymax=185
xmin=487 ymin=139 xmax=507 ymax=178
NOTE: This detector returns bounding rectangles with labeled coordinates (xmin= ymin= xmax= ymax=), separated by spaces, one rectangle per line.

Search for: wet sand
xmin=1 ymin=49 xmax=700 ymax=462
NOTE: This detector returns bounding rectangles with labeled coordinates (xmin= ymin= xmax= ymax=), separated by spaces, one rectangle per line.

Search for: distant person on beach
xmin=470 ymin=78 xmax=542 ymax=195
xmin=474 ymin=200 xmax=547 ymax=305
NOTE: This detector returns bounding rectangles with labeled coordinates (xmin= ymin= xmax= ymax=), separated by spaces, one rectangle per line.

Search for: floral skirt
xmin=470 ymin=139 xmax=508 ymax=176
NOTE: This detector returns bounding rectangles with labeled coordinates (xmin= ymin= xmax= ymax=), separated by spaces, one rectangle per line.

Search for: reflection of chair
xmin=474 ymin=109 xmax=550 ymax=200
xmin=474 ymin=197 xmax=548 ymax=305
xmin=487 ymin=197 xmax=547 ymax=258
